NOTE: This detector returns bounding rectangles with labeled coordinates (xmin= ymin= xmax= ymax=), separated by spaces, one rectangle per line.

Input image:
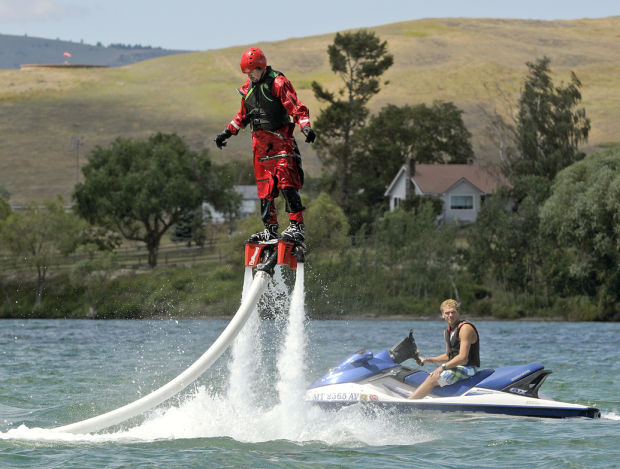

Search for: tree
xmin=467 ymin=190 xmax=514 ymax=288
xmin=73 ymin=133 xmax=239 ymax=267
xmin=171 ymin=208 xmax=208 ymax=247
xmin=0 ymin=184 xmax=10 ymax=202
xmin=370 ymin=202 xmax=458 ymax=302
xmin=467 ymin=176 xmax=555 ymax=308
xmin=0 ymin=196 xmax=12 ymax=312
xmin=0 ymin=196 xmax=10 ymax=221
xmin=0 ymin=198 xmax=84 ymax=306
xmin=540 ymin=149 xmax=620 ymax=315
xmin=69 ymin=249 xmax=118 ymax=317
xmin=505 ymin=56 xmax=590 ymax=181
xmin=467 ymin=57 xmax=592 ymax=309
xmin=304 ymin=193 xmax=350 ymax=253
xmin=312 ymin=30 xmax=393 ymax=215
xmin=171 ymin=211 xmax=194 ymax=246
xmin=350 ymin=102 xmax=474 ymax=227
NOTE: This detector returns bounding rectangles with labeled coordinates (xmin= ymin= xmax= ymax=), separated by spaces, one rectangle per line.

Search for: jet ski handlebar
xmin=389 ymin=329 xmax=423 ymax=366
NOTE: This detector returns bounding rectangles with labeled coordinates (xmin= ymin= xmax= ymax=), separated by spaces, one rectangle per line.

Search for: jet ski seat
xmin=403 ymin=369 xmax=495 ymax=397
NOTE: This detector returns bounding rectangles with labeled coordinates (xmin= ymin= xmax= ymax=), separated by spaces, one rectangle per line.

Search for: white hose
xmin=54 ymin=270 xmax=271 ymax=434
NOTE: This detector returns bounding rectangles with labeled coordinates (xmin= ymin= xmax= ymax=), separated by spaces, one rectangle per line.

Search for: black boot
xmin=246 ymin=224 xmax=279 ymax=243
xmin=280 ymin=221 xmax=305 ymax=243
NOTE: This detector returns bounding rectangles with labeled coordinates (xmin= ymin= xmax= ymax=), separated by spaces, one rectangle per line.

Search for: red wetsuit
xmin=225 ymin=67 xmax=310 ymax=224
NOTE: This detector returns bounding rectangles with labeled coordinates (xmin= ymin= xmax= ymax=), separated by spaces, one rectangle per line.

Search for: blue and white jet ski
xmin=306 ymin=330 xmax=600 ymax=418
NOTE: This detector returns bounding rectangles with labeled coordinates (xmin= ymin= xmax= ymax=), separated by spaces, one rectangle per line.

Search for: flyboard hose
xmin=54 ymin=270 xmax=271 ymax=434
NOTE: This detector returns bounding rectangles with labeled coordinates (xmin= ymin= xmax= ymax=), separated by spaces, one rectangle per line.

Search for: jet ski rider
xmin=214 ymin=47 xmax=316 ymax=244
xmin=408 ymin=299 xmax=480 ymax=399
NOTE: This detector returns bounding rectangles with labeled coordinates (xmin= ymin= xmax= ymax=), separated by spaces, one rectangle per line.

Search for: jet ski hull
xmin=306 ymin=384 xmax=601 ymax=419
xmin=306 ymin=343 xmax=600 ymax=419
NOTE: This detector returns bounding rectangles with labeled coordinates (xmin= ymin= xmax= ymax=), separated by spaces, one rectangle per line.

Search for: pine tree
xmin=507 ymin=56 xmax=590 ymax=181
xmin=311 ymin=30 xmax=393 ymax=217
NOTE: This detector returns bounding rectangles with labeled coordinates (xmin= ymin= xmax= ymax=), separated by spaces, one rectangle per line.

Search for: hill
xmin=0 ymin=33 xmax=189 ymax=69
xmin=1 ymin=17 xmax=619 ymax=204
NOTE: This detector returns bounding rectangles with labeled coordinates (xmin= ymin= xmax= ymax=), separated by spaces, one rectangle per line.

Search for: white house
xmin=202 ymin=184 xmax=259 ymax=223
xmin=384 ymin=161 xmax=508 ymax=225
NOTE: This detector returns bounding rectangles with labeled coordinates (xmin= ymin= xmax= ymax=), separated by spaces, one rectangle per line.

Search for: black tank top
xmin=444 ymin=320 xmax=480 ymax=367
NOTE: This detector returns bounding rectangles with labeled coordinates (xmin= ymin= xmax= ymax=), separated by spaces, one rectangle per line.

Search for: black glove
xmin=301 ymin=126 xmax=316 ymax=143
xmin=214 ymin=128 xmax=232 ymax=149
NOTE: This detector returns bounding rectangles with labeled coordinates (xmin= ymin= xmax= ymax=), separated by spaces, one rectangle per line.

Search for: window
xmin=450 ymin=195 xmax=473 ymax=210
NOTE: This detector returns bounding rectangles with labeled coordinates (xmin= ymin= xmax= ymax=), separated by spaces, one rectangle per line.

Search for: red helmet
xmin=240 ymin=47 xmax=267 ymax=73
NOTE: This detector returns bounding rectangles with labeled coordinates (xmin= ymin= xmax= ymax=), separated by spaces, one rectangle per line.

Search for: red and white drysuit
xmin=225 ymin=66 xmax=310 ymax=226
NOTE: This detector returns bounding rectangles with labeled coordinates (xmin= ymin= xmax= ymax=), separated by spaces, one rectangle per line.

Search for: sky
xmin=0 ymin=0 xmax=618 ymax=51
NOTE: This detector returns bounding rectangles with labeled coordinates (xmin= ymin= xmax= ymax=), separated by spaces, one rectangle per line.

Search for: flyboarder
xmin=214 ymin=47 xmax=316 ymax=244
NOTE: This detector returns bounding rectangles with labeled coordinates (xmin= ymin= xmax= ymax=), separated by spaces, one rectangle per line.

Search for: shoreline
xmin=94 ymin=313 xmax=571 ymax=321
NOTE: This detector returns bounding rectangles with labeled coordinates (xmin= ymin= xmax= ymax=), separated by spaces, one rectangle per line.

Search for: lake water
xmin=1 ymin=273 xmax=619 ymax=468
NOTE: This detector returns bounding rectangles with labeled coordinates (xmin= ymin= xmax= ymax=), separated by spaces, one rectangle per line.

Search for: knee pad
xmin=281 ymin=188 xmax=303 ymax=214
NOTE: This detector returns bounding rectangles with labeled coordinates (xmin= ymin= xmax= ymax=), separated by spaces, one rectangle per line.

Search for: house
xmin=233 ymin=185 xmax=261 ymax=219
xmin=384 ymin=160 xmax=508 ymax=225
xmin=202 ymin=185 xmax=259 ymax=223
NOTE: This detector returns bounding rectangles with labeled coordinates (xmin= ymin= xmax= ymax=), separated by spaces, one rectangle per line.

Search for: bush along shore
xmin=1 ymin=255 xmax=615 ymax=321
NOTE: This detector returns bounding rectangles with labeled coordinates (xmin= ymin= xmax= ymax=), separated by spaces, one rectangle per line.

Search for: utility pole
xmin=71 ymin=136 xmax=83 ymax=184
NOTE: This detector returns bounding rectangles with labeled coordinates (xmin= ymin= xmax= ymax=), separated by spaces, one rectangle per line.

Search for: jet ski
xmin=306 ymin=330 xmax=600 ymax=418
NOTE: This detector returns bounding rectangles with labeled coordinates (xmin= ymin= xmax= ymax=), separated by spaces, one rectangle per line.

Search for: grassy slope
xmin=1 ymin=17 xmax=619 ymax=204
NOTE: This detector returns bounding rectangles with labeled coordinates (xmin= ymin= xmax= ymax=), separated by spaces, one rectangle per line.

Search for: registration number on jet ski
xmin=311 ymin=392 xmax=359 ymax=401
xmin=310 ymin=392 xmax=379 ymax=401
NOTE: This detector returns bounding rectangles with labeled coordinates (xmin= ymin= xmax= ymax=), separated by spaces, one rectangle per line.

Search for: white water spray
xmin=227 ymin=267 xmax=262 ymax=408
xmin=275 ymin=263 xmax=307 ymax=419
xmin=264 ymin=265 xmax=291 ymax=315
xmin=226 ymin=263 xmax=307 ymax=423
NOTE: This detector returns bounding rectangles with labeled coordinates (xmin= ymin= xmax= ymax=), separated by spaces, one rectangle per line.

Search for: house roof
xmin=412 ymin=164 xmax=508 ymax=195
xmin=383 ymin=166 xmax=407 ymax=196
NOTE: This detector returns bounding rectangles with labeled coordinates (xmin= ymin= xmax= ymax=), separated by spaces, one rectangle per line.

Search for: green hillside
xmin=1 ymin=17 xmax=619 ymax=204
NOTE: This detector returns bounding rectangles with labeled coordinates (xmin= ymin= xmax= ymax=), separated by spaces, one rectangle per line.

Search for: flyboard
xmin=54 ymin=239 xmax=305 ymax=434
